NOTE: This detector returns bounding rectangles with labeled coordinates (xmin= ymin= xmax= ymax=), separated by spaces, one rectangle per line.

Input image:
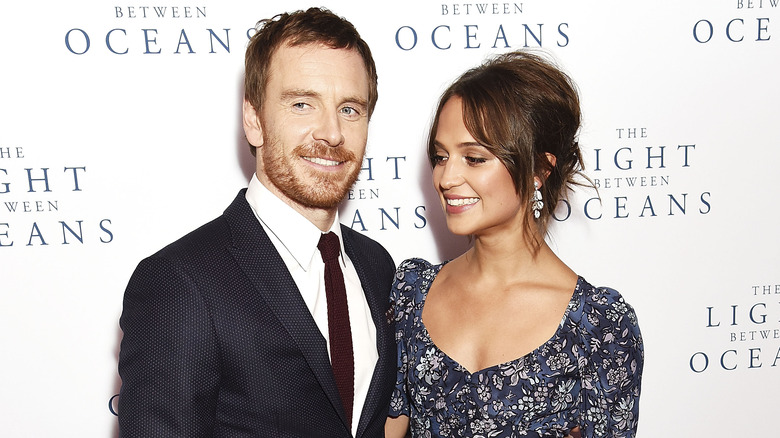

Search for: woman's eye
xmin=465 ymin=156 xmax=487 ymax=165
xmin=433 ymin=155 xmax=448 ymax=165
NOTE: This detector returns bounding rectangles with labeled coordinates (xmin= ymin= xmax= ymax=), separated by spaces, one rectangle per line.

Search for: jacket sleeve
xmin=117 ymin=255 xmax=220 ymax=437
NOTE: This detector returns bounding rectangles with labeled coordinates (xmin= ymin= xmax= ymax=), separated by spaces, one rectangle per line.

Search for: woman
xmin=385 ymin=51 xmax=643 ymax=438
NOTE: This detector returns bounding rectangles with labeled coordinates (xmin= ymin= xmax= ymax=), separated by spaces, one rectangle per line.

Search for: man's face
xmin=244 ymin=43 xmax=370 ymax=211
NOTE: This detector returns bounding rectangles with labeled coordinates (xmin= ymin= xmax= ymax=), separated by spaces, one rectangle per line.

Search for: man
xmin=117 ymin=8 xmax=395 ymax=437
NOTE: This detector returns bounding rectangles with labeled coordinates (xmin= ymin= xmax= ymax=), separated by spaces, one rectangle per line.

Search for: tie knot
xmin=317 ymin=232 xmax=341 ymax=263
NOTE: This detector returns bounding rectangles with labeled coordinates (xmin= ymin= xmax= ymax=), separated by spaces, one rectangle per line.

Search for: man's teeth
xmin=446 ymin=197 xmax=479 ymax=206
xmin=304 ymin=157 xmax=340 ymax=166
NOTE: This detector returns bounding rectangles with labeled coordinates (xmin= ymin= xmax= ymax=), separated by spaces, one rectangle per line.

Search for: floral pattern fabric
xmin=389 ymin=259 xmax=643 ymax=438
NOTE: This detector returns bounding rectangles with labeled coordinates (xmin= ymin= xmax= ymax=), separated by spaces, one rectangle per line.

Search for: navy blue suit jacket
xmin=118 ymin=190 xmax=396 ymax=437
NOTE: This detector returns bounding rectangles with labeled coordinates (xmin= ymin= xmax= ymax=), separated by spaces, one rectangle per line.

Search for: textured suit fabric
xmin=117 ymin=190 xmax=396 ymax=437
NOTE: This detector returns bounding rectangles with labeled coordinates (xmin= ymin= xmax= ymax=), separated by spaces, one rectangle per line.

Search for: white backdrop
xmin=1 ymin=0 xmax=778 ymax=436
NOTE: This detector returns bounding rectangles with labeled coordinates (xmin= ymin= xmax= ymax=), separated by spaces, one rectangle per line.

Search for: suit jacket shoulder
xmin=342 ymin=225 xmax=395 ymax=281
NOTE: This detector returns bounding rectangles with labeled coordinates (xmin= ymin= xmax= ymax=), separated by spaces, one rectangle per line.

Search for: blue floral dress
xmin=389 ymin=259 xmax=643 ymax=438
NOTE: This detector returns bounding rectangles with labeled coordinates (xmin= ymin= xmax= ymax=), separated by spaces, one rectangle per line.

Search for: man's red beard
xmin=262 ymin=140 xmax=363 ymax=209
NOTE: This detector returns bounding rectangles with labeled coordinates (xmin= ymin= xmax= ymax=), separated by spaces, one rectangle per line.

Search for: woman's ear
xmin=536 ymin=153 xmax=558 ymax=187
xmin=543 ymin=152 xmax=557 ymax=178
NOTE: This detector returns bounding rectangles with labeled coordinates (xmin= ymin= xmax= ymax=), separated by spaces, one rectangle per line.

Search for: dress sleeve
xmin=577 ymin=287 xmax=644 ymax=438
xmin=387 ymin=259 xmax=423 ymax=417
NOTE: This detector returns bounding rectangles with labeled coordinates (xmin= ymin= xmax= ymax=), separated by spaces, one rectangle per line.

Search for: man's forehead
xmin=266 ymin=43 xmax=369 ymax=94
xmin=270 ymin=43 xmax=363 ymax=70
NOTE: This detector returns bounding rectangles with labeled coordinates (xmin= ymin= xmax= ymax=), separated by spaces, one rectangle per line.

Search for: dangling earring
xmin=532 ymin=180 xmax=543 ymax=219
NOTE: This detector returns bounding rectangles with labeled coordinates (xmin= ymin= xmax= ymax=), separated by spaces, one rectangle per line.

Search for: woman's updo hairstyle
xmin=428 ymin=50 xmax=588 ymax=249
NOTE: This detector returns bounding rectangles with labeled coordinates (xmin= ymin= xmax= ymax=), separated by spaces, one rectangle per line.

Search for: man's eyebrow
xmin=280 ymin=89 xmax=320 ymax=100
xmin=342 ymin=95 xmax=369 ymax=109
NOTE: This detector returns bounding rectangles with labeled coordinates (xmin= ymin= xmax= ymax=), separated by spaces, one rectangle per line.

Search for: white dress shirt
xmin=245 ymin=174 xmax=378 ymax=435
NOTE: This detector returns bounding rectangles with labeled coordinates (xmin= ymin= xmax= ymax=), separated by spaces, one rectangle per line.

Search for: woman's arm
xmin=385 ymin=415 xmax=410 ymax=438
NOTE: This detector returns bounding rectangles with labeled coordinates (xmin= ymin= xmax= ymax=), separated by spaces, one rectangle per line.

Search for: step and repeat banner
xmin=1 ymin=0 xmax=778 ymax=436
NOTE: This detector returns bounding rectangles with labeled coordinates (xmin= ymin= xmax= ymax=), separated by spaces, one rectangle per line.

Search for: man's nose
xmin=312 ymin=111 xmax=345 ymax=147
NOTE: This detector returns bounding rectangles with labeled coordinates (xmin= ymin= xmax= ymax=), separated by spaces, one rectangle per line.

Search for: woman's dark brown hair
xmin=428 ymin=51 xmax=587 ymax=248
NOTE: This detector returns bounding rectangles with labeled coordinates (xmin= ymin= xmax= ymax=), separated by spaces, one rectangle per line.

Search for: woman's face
xmin=431 ymin=97 xmax=526 ymax=237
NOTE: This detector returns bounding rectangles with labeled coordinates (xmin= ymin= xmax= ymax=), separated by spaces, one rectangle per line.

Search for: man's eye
xmin=340 ymin=106 xmax=359 ymax=116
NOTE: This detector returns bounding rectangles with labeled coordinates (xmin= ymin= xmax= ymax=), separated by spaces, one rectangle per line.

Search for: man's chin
xmin=284 ymin=183 xmax=350 ymax=210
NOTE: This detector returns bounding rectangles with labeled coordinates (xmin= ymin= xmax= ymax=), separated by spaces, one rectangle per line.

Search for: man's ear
xmin=242 ymin=99 xmax=264 ymax=148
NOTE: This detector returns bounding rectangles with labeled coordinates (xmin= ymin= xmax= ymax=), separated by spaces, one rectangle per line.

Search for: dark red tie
xmin=317 ymin=232 xmax=354 ymax=426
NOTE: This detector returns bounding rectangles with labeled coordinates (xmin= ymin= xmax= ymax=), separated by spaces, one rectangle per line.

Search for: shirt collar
xmin=245 ymin=174 xmax=345 ymax=271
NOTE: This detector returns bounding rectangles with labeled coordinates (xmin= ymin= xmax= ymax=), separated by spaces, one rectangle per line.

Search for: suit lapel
xmin=223 ymin=192 xmax=350 ymax=430
xmin=343 ymin=226 xmax=394 ymax=438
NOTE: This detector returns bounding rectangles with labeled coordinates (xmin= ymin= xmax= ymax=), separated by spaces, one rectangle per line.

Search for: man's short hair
xmin=244 ymin=7 xmax=378 ymax=120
